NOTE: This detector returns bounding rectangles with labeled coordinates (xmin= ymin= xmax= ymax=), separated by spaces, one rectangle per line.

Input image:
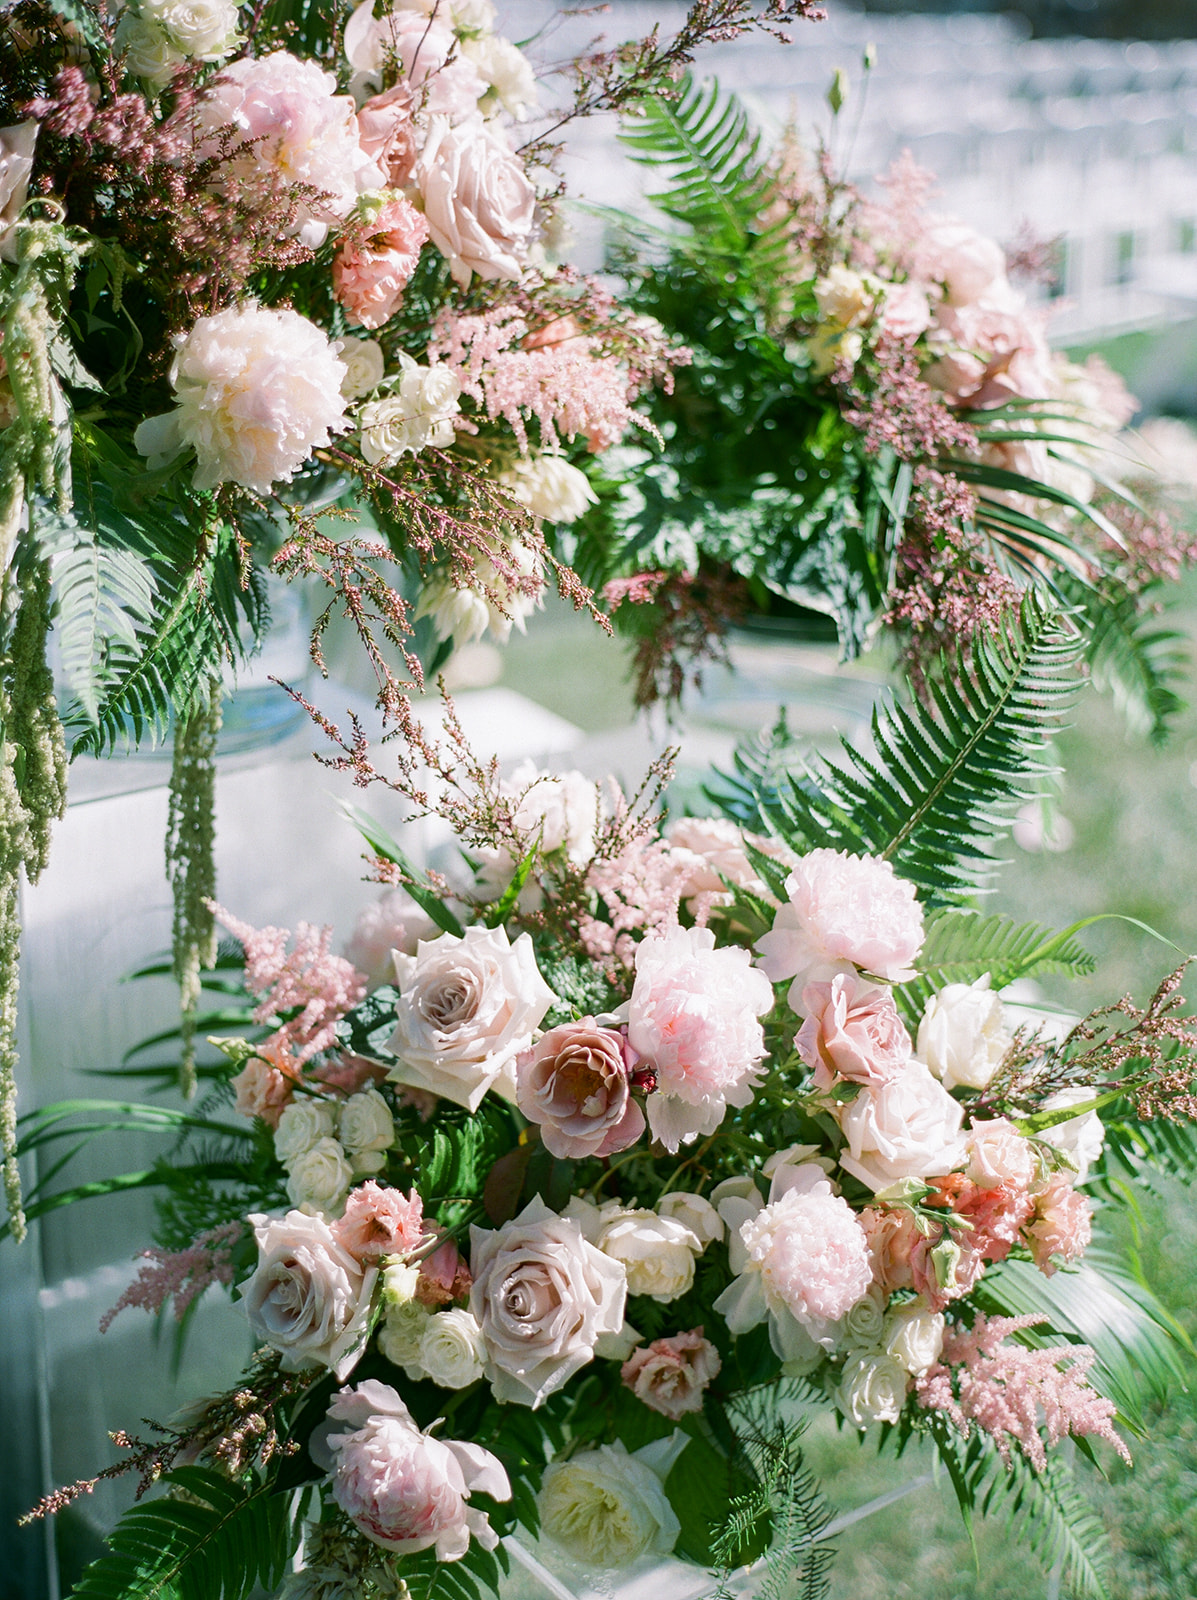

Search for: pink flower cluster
xmin=621 ymin=1329 xmax=722 ymax=1419
xmin=333 ymin=196 xmax=430 ymax=330
xmin=333 ymin=1181 xmax=425 ymax=1263
xmin=100 ymin=1222 xmax=241 ymax=1333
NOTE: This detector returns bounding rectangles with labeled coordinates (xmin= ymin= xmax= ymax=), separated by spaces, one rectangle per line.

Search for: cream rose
xmin=286 ymin=1138 xmax=355 ymax=1212
xmin=378 ymin=1299 xmax=432 ymax=1368
xmin=918 ymin=976 xmax=1011 ymax=1091
xmin=274 ymin=1099 xmax=337 ymax=1164
xmin=538 ymin=1439 xmax=682 ymax=1569
xmin=337 ymin=337 xmax=386 ymax=400
xmin=388 ymin=925 xmax=555 ymax=1111
xmin=836 ymin=1062 xmax=967 ymax=1192
xmin=499 ymin=454 xmax=597 ymax=524
xmin=882 ymin=1303 xmax=945 ymax=1376
xmin=837 ymin=1350 xmax=909 ymax=1428
xmin=418 ymin=1308 xmax=486 ymax=1389
xmin=966 ymin=1118 xmax=1037 ymax=1190
xmin=1039 ymin=1087 xmax=1105 ymax=1183
xmin=595 ymin=1209 xmax=702 ymax=1304
xmin=469 ymin=1197 xmax=626 ymax=1407
xmin=657 ymin=1192 xmax=724 ymax=1247
xmin=241 ymin=1210 xmax=377 ymax=1378
xmin=359 ymin=356 xmax=461 ymax=464
xmin=339 ymin=1089 xmax=395 ymax=1164
xmin=415 ymin=114 xmax=536 ymax=286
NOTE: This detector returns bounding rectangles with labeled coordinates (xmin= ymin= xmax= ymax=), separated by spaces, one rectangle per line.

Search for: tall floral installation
xmin=0 ymin=0 xmax=828 ymax=1238
xmin=13 ymin=594 xmax=1197 ymax=1598
xmin=574 ymin=69 xmax=1197 ymax=717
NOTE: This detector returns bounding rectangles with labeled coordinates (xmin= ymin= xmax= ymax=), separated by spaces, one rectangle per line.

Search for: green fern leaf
xmin=895 ymin=910 xmax=1095 ymax=1019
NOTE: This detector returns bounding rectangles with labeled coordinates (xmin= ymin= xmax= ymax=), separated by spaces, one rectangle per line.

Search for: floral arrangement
xmin=17 ymin=595 xmax=1197 ymax=1599
xmin=0 ymin=0 xmax=826 ymax=1239
xmin=573 ymin=69 xmax=1197 ymax=718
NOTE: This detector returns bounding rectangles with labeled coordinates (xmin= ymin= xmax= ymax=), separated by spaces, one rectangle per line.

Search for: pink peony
xmin=333 ymin=1181 xmax=425 ymax=1262
xmin=795 ymin=972 xmax=912 ymax=1090
xmin=621 ymin=1329 xmax=722 ymax=1419
xmin=880 ymin=280 xmax=932 ymax=342
xmin=355 ymin=84 xmax=418 ymax=188
xmin=756 ymin=850 xmax=924 ymax=1004
xmin=194 ymin=51 xmax=384 ymax=248
xmin=516 ymin=1019 xmax=645 ymax=1160
xmin=627 ymin=924 xmax=774 ymax=1152
xmin=915 ymin=219 xmax=1007 ymax=307
xmin=743 ymin=1184 xmax=873 ymax=1333
xmin=333 ymin=195 xmax=430 ymax=330
xmin=1026 ymin=1175 xmax=1092 ymax=1276
xmin=316 ymin=1380 xmax=510 ymax=1559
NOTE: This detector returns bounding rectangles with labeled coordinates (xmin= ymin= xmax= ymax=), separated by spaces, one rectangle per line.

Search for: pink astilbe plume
xmin=581 ymin=834 xmax=695 ymax=968
xmin=915 ymin=1312 xmax=1130 ymax=1471
xmin=100 ymin=1223 xmax=241 ymax=1333
xmin=212 ymin=904 xmax=367 ymax=1065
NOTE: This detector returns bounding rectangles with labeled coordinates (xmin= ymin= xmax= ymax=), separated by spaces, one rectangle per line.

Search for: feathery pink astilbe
xmin=212 ymin=904 xmax=368 ymax=1065
xmin=580 ymin=835 xmax=697 ymax=968
xmin=100 ymin=1223 xmax=241 ymax=1333
xmin=915 ymin=1312 xmax=1130 ymax=1471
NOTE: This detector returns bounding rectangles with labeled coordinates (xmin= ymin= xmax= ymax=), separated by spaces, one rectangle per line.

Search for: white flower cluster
xmin=117 ymin=0 xmax=243 ymax=88
xmin=564 ymin=1193 xmax=721 ymax=1304
xmin=358 ymin=354 xmax=462 ymax=465
xmin=415 ymin=534 xmax=545 ymax=648
xmin=274 ymin=1089 xmax=395 ymax=1212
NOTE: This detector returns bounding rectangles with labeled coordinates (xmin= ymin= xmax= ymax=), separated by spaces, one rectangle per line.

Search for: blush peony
xmin=314 ymin=1381 xmax=509 ymax=1559
xmin=795 ymin=971 xmax=912 ymax=1090
xmin=628 ymin=924 xmax=773 ymax=1152
xmin=756 ymin=850 xmax=925 ymax=1003
xmin=134 ymin=303 xmax=347 ymax=492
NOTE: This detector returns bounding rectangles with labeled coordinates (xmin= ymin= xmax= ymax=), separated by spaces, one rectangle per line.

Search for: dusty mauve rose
xmin=516 ymin=1019 xmax=644 ymax=1160
xmin=355 ymin=84 xmax=419 ymax=188
xmin=756 ymin=849 xmax=924 ymax=1003
xmin=387 ymin=925 xmax=555 ymax=1111
xmin=796 ymin=972 xmax=911 ymax=1090
xmin=333 ymin=194 xmax=430 ymax=330
xmin=415 ymin=114 xmax=535 ymax=287
xmin=333 ymin=1181 xmax=424 ymax=1262
xmin=241 ymin=1210 xmax=377 ymax=1379
xmin=837 ymin=1061 xmax=966 ymax=1192
xmin=628 ymin=924 xmax=773 ymax=1153
xmin=314 ymin=1380 xmax=510 ymax=1559
xmin=1026 ymin=1175 xmax=1092 ymax=1275
xmin=621 ymin=1329 xmax=721 ymax=1418
xmin=469 ymin=1197 xmax=626 ymax=1407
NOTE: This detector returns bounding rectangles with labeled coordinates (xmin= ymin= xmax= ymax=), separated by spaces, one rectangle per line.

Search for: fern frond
xmin=895 ymin=910 xmax=1096 ymax=1020
xmin=71 ymin=1466 xmax=295 ymax=1600
xmin=1078 ymin=579 xmax=1189 ymax=744
xmin=712 ymin=592 xmax=1081 ymax=906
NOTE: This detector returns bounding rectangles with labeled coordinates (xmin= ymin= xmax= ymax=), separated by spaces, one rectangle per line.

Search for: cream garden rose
xmin=286 ymin=1137 xmax=354 ymax=1212
xmin=274 ymin=1099 xmax=336 ymax=1164
xmin=918 ymin=975 xmax=1011 ymax=1091
xmin=836 ymin=1061 xmax=967 ymax=1192
xmin=358 ymin=356 xmax=461 ymax=464
xmin=837 ymin=1350 xmax=909 ymax=1428
xmin=499 ymin=454 xmax=597 ymax=524
xmin=417 ymin=1309 xmax=487 ymax=1389
xmin=593 ymin=1207 xmax=703 ymax=1303
xmin=339 ymin=1089 xmax=395 ymax=1174
xmin=538 ymin=1439 xmax=683 ymax=1569
xmin=241 ymin=1210 xmax=377 ymax=1378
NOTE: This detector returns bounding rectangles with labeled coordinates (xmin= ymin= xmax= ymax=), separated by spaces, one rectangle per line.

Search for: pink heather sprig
xmin=99 ymin=1223 xmax=241 ymax=1334
xmin=915 ymin=1312 xmax=1131 ymax=1471
xmin=211 ymin=904 xmax=368 ymax=1065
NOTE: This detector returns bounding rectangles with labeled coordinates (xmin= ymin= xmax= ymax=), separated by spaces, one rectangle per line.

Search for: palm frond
xmin=1076 ymin=578 xmax=1189 ymax=745
xmin=711 ymin=592 xmax=1081 ymax=906
xmin=71 ymin=1466 xmax=295 ymax=1600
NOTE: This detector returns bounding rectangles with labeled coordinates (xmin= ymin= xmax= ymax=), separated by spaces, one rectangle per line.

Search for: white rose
xmin=499 ymin=454 xmax=596 ymax=524
xmin=339 ymin=1089 xmax=395 ymax=1158
xmin=381 ymin=1261 xmax=421 ymax=1307
xmin=657 ymin=1191 xmax=724 ymax=1247
xmin=883 ymin=1303 xmax=945 ymax=1376
xmin=508 ymin=762 xmax=599 ymax=863
xmin=918 ymin=976 xmax=1011 ymax=1091
xmin=415 ymin=114 xmax=535 ymax=286
xmin=966 ymin=1117 xmax=1037 ymax=1190
xmin=418 ymin=1308 xmax=486 ymax=1388
xmin=837 ymin=1350 xmax=909 ymax=1428
xmin=837 ymin=1061 xmax=967 ymax=1192
xmin=0 ymin=121 xmax=36 ymax=263
xmin=378 ymin=1298 xmax=432 ymax=1367
xmin=469 ymin=1197 xmax=626 ymax=1407
xmin=387 ymin=925 xmax=555 ymax=1111
xmin=814 ymin=264 xmax=877 ymax=328
xmin=287 ymin=1138 xmax=355 ymax=1212
xmin=359 ymin=357 xmax=460 ymax=465
xmin=114 ymin=13 xmax=186 ymax=85
xmin=451 ymin=0 xmax=496 ymax=32
xmin=842 ymin=1285 xmax=887 ymax=1349
xmin=538 ymin=1440 xmax=682 ymax=1569
xmin=241 ymin=1210 xmax=377 ymax=1378
xmin=337 ymin=337 xmax=386 ymax=400
xmin=140 ymin=0 xmax=242 ymax=60
xmin=275 ymin=1099 xmax=338 ymax=1164
xmin=596 ymin=1209 xmax=701 ymax=1303
xmin=464 ymin=34 xmax=538 ymax=119
xmin=1039 ymin=1087 xmax=1106 ymax=1183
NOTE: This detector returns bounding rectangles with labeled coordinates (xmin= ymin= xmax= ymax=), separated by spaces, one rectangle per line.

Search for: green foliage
xmin=399 ymin=1537 xmax=508 ymax=1600
xmin=895 ymin=909 xmax=1096 ymax=1021
xmin=70 ymin=1466 xmax=296 ymax=1600
xmin=411 ymin=1100 xmax=519 ymax=1219
xmin=711 ymin=592 xmax=1081 ymax=906
xmin=340 ymin=802 xmax=465 ymax=937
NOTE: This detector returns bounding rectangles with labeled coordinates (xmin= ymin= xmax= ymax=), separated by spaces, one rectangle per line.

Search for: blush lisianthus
xmin=756 ymin=849 xmax=925 ymax=1002
xmin=134 ymin=303 xmax=348 ymax=493
xmin=332 ymin=1181 xmax=424 ymax=1263
xmin=415 ymin=114 xmax=536 ymax=286
xmin=387 ymin=924 xmax=555 ymax=1110
xmin=333 ymin=194 xmax=430 ymax=330
xmin=795 ymin=971 xmax=912 ymax=1090
xmin=314 ymin=1381 xmax=510 ymax=1559
xmin=628 ymin=924 xmax=773 ymax=1152
xmin=836 ymin=1060 xmax=967 ymax=1192
xmin=1026 ymin=1175 xmax=1092 ymax=1276
xmin=195 ymin=52 xmax=384 ymax=247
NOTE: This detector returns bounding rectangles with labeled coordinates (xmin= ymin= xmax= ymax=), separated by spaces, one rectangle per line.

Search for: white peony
xmin=415 ymin=114 xmax=536 ymax=286
xmin=836 ymin=1061 xmax=967 ymax=1192
xmin=416 ymin=536 xmax=544 ymax=648
xmin=241 ymin=1210 xmax=377 ymax=1378
xmin=418 ymin=1308 xmax=487 ymax=1389
xmin=464 ymin=34 xmax=538 ymax=120
xmin=387 ymin=925 xmax=555 ymax=1111
xmin=882 ymin=1303 xmax=945 ymax=1376
xmin=286 ymin=1137 xmax=355 ymax=1212
xmin=538 ymin=1439 xmax=683 ymax=1569
xmin=451 ymin=0 xmax=496 ymax=32
xmin=499 ymin=454 xmax=597 ymax=524
xmin=274 ymin=1099 xmax=337 ymax=1165
xmin=918 ymin=976 xmax=1011 ymax=1091
xmin=134 ymin=303 xmax=348 ymax=492
xmin=837 ymin=1350 xmax=909 ymax=1428
xmin=1039 ymin=1087 xmax=1106 ymax=1183
xmin=337 ymin=337 xmax=386 ymax=400
xmin=358 ymin=355 xmax=461 ymax=465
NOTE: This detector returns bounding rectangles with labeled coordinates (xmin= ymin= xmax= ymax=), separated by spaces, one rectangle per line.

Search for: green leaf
xmin=338 ymin=801 xmax=464 ymax=937
xmin=895 ymin=910 xmax=1096 ymax=1020
xmin=485 ymin=844 xmax=538 ymax=928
